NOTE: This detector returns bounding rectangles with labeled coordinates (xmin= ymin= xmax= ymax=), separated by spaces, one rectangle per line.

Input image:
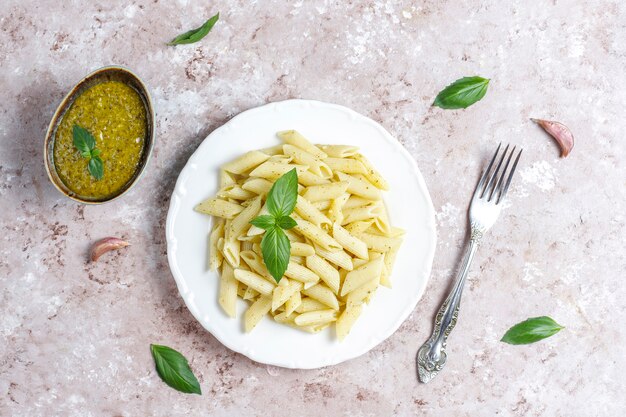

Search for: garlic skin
xmin=531 ymin=118 xmax=574 ymax=158
xmin=90 ymin=237 xmax=130 ymax=262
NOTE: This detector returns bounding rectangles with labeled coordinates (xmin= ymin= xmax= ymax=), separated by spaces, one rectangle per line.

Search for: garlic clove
xmin=531 ymin=118 xmax=574 ymax=158
xmin=90 ymin=237 xmax=130 ymax=262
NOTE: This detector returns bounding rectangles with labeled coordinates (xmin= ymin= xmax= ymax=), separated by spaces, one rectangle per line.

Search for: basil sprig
xmin=73 ymin=125 xmax=103 ymax=180
xmin=250 ymin=169 xmax=298 ymax=283
xmin=433 ymin=76 xmax=490 ymax=109
xmin=168 ymin=13 xmax=219 ymax=46
xmin=501 ymin=316 xmax=564 ymax=345
xmin=150 ymin=344 xmax=201 ymax=394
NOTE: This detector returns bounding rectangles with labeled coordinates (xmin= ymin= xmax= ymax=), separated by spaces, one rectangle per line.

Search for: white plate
xmin=166 ymin=99 xmax=436 ymax=369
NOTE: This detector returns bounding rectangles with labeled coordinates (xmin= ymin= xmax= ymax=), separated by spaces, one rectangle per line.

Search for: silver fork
xmin=417 ymin=144 xmax=523 ymax=383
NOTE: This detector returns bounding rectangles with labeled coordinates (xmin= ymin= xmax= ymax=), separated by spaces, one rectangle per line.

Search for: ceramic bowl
xmin=44 ymin=65 xmax=155 ymax=204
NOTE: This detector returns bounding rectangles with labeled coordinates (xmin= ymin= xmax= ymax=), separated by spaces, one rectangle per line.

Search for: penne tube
xmin=219 ymin=170 xmax=237 ymax=188
xmin=294 ymin=309 xmax=337 ymax=326
xmin=195 ymin=198 xmax=244 ymax=219
xmin=302 ymin=283 xmax=340 ymax=310
xmin=277 ymin=130 xmax=328 ymax=159
xmin=293 ymin=216 xmax=342 ymax=251
xmin=228 ymin=196 xmax=262 ymax=240
xmin=223 ymin=151 xmax=270 ymax=174
xmin=290 ymin=242 xmax=315 ymax=257
xmin=208 ymin=218 xmax=225 ymax=271
xmin=319 ymin=144 xmax=359 ymax=158
xmin=327 ymin=193 xmax=350 ymax=224
xmin=341 ymin=256 xmax=384 ymax=296
xmin=352 ymin=153 xmax=389 ymax=190
xmin=301 ymin=181 xmax=349 ymax=202
xmin=283 ymin=144 xmax=333 ymax=178
xmin=336 ymin=303 xmax=363 ymax=341
xmin=356 ymin=232 xmax=402 ymax=253
xmin=314 ymin=244 xmax=354 ymax=271
xmin=249 ymin=161 xmax=308 ymax=181
xmin=285 ymin=291 xmax=302 ymax=316
xmin=332 ymin=223 xmax=369 ymax=260
xmin=244 ymin=296 xmax=272 ymax=332
xmin=272 ymin=279 xmax=304 ymax=311
xmin=295 ymin=195 xmax=332 ymax=230
xmin=344 ymin=220 xmax=375 ymax=235
xmin=311 ymin=200 xmax=331 ymax=211
xmin=343 ymin=195 xmax=372 ymax=209
xmin=345 ymin=274 xmax=380 ymax=306
xmin=335 ymin=171 xmax=382 ymax=200
xmin=218 ymin=263 xmax=238 ymax=318
xmin=341 ymin=203 xmax=383 ymax=225
xmin=218 ymin=184 xmax=257 ymax=201
xmin=241 ymin=177 xmax=273 ymax=196
xmin=306 ymin=254 xmax=340 ymax=294
xmin=285 ymin=262 xmax=319 ymax=283
xmin=240 ymin=250 xmax=273 ymax=282
xmin=323 ymin=157 xmax=367 ymax=174
xmin=298 ymin=170 xmax=330 ymax=186
xmin=234 ymin=269 xmax=276 ymax=296
xmin=295 ymin=297 xmax=329 ymax=313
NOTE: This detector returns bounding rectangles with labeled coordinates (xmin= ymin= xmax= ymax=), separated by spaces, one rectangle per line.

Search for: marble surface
xmin=1 ymin=0 xmax=625 ymax=416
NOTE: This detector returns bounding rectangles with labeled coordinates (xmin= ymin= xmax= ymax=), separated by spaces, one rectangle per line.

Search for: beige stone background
xmin=1 ymin=0 xmax=625 ymax=416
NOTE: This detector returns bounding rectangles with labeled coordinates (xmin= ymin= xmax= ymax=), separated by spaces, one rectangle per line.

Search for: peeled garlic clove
xmin=531 ymin=118 xmax=574 ymax=157
xmin=90 ymin=237 xmax=130 ymax=262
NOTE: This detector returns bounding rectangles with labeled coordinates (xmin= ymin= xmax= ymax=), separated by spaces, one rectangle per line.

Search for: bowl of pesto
xmin=44 ymin=66 xmax=155 ymax=203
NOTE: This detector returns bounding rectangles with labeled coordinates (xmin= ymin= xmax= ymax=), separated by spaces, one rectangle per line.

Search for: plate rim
xmin=165 ymin=98 xmax=437 ymax=369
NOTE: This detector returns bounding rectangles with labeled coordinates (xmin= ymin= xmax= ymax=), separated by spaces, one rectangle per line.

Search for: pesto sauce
xmin=53 ymin=81 xmax=147 ymax=200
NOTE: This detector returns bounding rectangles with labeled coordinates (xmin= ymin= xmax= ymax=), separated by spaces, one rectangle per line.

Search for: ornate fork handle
xmin=417 ymin=228 xmax=481 ymax=383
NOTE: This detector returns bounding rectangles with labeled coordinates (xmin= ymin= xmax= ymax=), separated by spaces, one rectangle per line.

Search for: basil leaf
xmin=250 ymin=215 xmax=276 ymax=230
xmin=91 ymin=148 xmax=101 ymax=157
xmin=501 ymin=316 xmax=564 ymax=345
xmin=168 ymin=13 xmax=219 ymax=46
xmin=260 ymin=226 xmax=290 ymax=283
xmin=88 ymin=156 xmax=104 ymax=180
xmin=150 ymin=344 xmax=201 ymax=395
xmin=73 ymin=124 xmax=96 ymax=154
xmin=266 ymin=169 xmax=298 ymax=218
xmin=276 ymin=215 xmax=297 ymax=230
xmin=433 ymin=76 xmax=490 ymax=109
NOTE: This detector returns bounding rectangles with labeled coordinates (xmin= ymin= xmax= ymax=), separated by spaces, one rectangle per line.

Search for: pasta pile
xmin=195 ymin=130 xmax=404 ymax=340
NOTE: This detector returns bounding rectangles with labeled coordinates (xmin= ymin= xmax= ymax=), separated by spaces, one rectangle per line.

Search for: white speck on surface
xmin=402 ymin=10 xmax=412 ymax=19
xmin=124 ymin=5 xmax=137 ymax=19
xmin=522 ymin=262 xmax=544 ymax=282
xmin=520 ymin=161 xmax=557 ymax=191
xmin=436 ymin=203 xmax=462 ymax=227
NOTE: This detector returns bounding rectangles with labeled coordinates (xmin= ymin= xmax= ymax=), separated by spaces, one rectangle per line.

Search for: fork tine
xmin=483 ymin=144 xmax=509 ymax=200
xmin=491 ymin=146 xmax=516 ymax=202
xmin=475 ymin=143 xmax=501 ymax=196
xmin=497 ymin=148 xmax=523 ymax=204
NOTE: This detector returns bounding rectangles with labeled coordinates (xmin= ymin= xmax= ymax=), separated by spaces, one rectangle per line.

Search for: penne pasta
xmin=302 ymin=283 xmax=340 ymax=310
xmin=332 ymin=223 xmax=369 ymax=260
xmin=323 ymin=157 xmax=367 ymax=174
xmin=218 ymin=263 xmax=238 ymax=317
xmin=278 ymin=130 xmax=328 ymax=159
xmin=223 ymin=150 xmax=270 ymax=174
xmin=352 ymin=153 xmax=389 ymax=190
xmin=335 ymin=171 xmax=382 ymax=200
xmin=319 ymin=144 xmax=359 ymax=158
xmin=208 ymin=218 xmax=225 ymax=271
xmin=283 ymin=144 xmax=333 ymax=178
xmin=295 ymin=195 xmax=332 ymax=230
xmin=293 ymin=216 xmax=342 ymax=251
xmin=195 ymin=198 xmax=244 ymax=219
xmin=306 ymin=254 xmax=340 ymax=294
xmin=341 ymin=256 xmax=385 ymax=296
xmin=234 ymin=269 xmax=276 ymax=296
xmin=195 ymin=130 xmax=403 ymax=340
xmin=302 ymin=181 xmax=349 ymax=202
